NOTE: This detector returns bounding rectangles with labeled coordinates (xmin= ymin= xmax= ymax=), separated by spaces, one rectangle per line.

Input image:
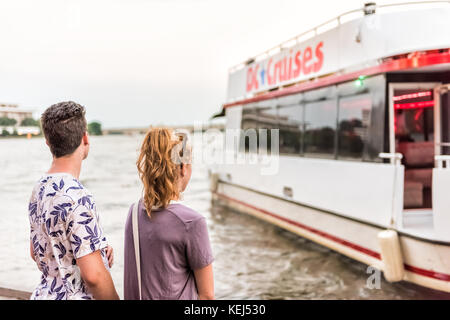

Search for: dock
xmin=0 ymin=287 xmax=31 ymax=300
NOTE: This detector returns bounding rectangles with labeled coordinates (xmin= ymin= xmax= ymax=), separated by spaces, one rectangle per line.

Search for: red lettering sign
xmin=246 ymin=64 xmax=259 ymax=92
xmin=314 ymin=42 xmax=324 ymax=72
xmin=246 ymin=41 xmax=325 ymax=92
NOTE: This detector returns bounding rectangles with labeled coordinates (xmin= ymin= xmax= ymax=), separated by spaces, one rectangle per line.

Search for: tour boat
xmin=209 ymin=2 xmax=450 ymax=293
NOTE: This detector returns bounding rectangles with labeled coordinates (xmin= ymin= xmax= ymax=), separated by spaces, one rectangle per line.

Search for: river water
xmin=0 ymin=135 xmax=448 ymax=299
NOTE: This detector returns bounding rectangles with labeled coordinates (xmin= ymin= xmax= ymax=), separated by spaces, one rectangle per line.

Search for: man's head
xmin=41 ymin=101 xmax=90 ymax=159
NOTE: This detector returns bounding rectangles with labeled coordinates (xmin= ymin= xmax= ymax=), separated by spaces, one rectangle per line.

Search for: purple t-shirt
xmin=124 ymin=200 xmax=214 ymax=300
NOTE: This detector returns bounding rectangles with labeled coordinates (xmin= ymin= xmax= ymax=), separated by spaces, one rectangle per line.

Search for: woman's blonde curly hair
xmin=137 ymin=127 xmax=189 ymax=217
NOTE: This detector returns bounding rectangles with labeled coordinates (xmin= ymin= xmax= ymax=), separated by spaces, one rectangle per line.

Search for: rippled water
xmin=0 ymin=135 xmax=448 ymax=299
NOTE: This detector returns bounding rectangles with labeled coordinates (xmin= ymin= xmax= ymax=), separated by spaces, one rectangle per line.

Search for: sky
xmin=0 ymin=0 xmax=429 ymax=128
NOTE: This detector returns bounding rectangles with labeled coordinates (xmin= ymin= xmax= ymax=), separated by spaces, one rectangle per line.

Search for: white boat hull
xmin=212 ymin=181 xmax=450 ymax=293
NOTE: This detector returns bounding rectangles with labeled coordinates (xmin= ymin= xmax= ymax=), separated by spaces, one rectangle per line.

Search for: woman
xmin=124 ymin=128 xmax=214 ymax=300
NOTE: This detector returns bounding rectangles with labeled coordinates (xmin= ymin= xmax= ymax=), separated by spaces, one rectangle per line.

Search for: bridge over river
xmin=102 ymin=123 xmax=224 ymax=136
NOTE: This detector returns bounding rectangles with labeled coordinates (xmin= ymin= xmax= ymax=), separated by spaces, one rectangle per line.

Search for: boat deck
xmin=399 ymin=209 xmax=448 ymax=242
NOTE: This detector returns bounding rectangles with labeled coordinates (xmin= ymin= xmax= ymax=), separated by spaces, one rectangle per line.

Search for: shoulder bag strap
xmin=131 ymin=201 xmax=142 ymax=300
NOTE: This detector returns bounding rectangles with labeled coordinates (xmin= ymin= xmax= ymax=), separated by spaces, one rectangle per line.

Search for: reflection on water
xmin=0 ymin=135 xmax=448 ymax=299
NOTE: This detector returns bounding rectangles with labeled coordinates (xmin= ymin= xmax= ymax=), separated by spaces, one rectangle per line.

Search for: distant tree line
xmin=0 ymin=116 xmax=103 ymax=137
xmin=0 ymin=116 xmax=40 ymax=127
xmin=1 ymin=129 xmax=17 ymax=137
xmin=21 ymin=117 xmax=40 ymax=127
xmin=0 ymin=116 xmax=41 ymax=137
xmin=0 ymin=117 xmax=17 ymax=126
xmin=88 ymin=121 xmax=103 ymax=136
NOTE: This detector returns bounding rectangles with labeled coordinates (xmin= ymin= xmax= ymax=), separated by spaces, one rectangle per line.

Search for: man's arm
xmin=193 ymin=264 xmax=214 ymax=300
xmin=77 ymin=250 xmax=120 ymax=300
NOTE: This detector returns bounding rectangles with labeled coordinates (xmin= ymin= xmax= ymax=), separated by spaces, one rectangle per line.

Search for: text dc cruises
xmin=184 ymin=304 xmax=266 ymax=317
xmin=246 ymin=41 xmax=324 ymax=93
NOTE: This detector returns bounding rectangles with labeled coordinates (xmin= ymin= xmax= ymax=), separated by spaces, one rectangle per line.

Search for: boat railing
xmin=435 ymin=155 xmax=450 ymax=169
xmin=228 ymin=1 xmax=450 ymax=74
xmin=379 ymin=153 xmax=404 ymax=228
xmin=379 ymin=152 xmax=403 ymax=165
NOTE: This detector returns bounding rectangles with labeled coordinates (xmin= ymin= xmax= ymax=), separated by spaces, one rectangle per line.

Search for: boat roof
xmin=225 ymin=1 xmax=450 ymax=105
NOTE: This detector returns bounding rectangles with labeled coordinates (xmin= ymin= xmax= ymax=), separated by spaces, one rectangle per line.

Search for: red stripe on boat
xmin=215 ymin=192 xmax=450 ymax=282
xmin=404 ymin=265 xmax=450 ymax=282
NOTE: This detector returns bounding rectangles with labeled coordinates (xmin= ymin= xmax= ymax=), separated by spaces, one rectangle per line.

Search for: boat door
xmin=432 ymin=83 xmax=450 ymax=241
xmin=390 ymin=83 xmax=439 ymax=210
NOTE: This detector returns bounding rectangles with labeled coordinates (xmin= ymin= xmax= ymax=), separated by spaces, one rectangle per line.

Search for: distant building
xmin=0 ymin=103 xmax=40 ymax=136
xmin=0 ymin=103 xmax=33 ymax=124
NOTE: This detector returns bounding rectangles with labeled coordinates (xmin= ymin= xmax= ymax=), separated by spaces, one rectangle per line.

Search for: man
xmin=28 ymin=101 xmax=119 ymax=300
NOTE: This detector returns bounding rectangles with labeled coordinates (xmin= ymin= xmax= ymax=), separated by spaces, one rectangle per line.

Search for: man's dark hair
xmin=41 ymin=101 xmax=87 ymax=158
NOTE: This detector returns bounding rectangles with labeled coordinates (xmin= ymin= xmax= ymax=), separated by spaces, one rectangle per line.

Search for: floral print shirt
xmin=28 ymin=173 xmax=109 ymax=300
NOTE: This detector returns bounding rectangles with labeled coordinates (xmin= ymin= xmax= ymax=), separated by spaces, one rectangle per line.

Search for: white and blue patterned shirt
xmin=28 ymin=173 xmax=109 ymax=300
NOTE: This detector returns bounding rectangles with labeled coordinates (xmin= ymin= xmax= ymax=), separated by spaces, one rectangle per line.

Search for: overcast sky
xmin=0 ymin=0 xmax=424 ymax=128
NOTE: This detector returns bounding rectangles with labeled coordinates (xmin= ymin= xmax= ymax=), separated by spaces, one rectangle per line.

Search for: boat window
xmin=240 ymin=104 xmax=278 ymax=153
xmin=394 ymin=90 xmax=434 ymax=143
xmin=337 ymin=74 xmax=386 ymax=162
xmin=303 ymin=86 xmax=337 ymax=101
xmin=239 ymin=74 xmax=386 ymax=161
xmin=276 ymin=94 xmax=302 ymax=107
xmin=337 ymin=94 xmax=372 ymax=160
xmin=278 ymin=105 xmax=303 ymax=155
xmin=304 ymin=99 xmax=337 ymax=158
xmin=257 ymin=106 xmax=279 ymax=153
xmin=240 ymin=107 xmax=259 ymax=153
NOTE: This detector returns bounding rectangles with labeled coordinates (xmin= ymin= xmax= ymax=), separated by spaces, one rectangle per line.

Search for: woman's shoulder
xmin=125 ymin=200 xmax=141 ymax=224
xmin=165 ymin=203 xmax=205 ymax=226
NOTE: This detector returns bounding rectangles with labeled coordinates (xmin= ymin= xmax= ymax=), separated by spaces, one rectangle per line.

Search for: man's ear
xmin=45 ymin=140 xmax=49 ymax=147
xmin=82 ymin=132 xmax=89 ymax=145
